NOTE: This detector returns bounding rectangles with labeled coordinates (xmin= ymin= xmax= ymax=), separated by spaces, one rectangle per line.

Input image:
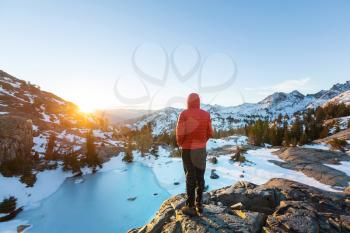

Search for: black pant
xmin=181 ymin=148 xmax=207 ymax=207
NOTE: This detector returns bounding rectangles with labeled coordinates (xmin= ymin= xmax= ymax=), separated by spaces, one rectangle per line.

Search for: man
xmin=176 ymin=93 xmax=213 ymax=216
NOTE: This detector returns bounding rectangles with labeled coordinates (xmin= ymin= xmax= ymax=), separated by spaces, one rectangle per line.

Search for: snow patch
xmin=325 ymin=161 xmax=350 ymax=178
xmin=301 ymin=143 xmax=330 ymax=151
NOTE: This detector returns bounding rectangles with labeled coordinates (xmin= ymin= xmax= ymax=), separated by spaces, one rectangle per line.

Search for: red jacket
xmin=176 ymin=93 xmax=213 ymax=149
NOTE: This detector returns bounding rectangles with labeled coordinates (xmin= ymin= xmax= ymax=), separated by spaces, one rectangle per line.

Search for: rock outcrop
xmin=272 ymin=147 xmax=350 ymax=188
xmin=0 ymin=116 xmax=33 ymax=165
xmin=128 ymin=178 xmax=350 ymax=233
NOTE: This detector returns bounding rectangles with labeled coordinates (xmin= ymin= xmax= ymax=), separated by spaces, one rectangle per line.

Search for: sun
xmin=78 ymin=103 xmax=97 ymax=114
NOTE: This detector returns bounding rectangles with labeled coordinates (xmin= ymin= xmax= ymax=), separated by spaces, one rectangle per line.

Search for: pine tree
xmin=335 ymin=125 xmax=341 ymax=133
xmin=290 ymin=116 xmax=303 ymax=146
xmin=86 ymin=130 xmax=102 ymax=172
xmin=299 ymin=132 xmax=308 ymax=145
xmin=123 ymin=139 xmax=134 ymax=163
xmin=319 ymin=127 xmax=329 ymax=139
xmin=282 ymin=120 xmax=290 ymax=146
xmin=268 ymin=125 xmax=278 ymax=146
xmin=45 ymin=133 xmax=57 ymax=160
xmin=136 ymin=123 xmax=153 ymax=156
xmin=63 ymin=151 xmax=82 ymax=174
xmin=150 ymin=145 xmax=159 ymax=157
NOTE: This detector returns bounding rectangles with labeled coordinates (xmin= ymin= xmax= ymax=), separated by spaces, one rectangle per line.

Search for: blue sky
xmin=1 ymin=0 xmax=350 ymax=111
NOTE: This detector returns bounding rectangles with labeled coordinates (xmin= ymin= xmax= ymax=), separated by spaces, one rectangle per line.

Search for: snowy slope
xmin=132 ymin=81 xmax=350 ymax=135
xmin=324 ymin=90 xmax=350 ymax=106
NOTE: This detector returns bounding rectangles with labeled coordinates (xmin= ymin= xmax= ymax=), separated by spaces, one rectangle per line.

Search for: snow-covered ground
xmin=325 ymin=161 xmax=350 ymax=177
xmin=1 ymin=135 xmax=347 ymax=232
xmin=207 ymin=136 xmax=247 ymax=150
xmin=0 ymin=169 xmax=73 ymax=220
xmin=134 ymin=136 xmax=338 ymax=195
xmin=210 ymin=149 xmax=335 ymax=192
xmin=301 ymin=143 xmax=331 ymax=151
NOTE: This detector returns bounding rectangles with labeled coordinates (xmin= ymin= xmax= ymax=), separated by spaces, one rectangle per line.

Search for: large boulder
xmin=0 ymin=116 xmax=33 ymax=165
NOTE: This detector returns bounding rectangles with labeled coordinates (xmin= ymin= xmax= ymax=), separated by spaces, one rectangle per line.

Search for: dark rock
xmin=17 ymin=224 xmax=30 ymax=233
xmin=208 ymin=156 xmax=218 ymax=164
xmin=128 ymin=178 xmax=350 ymax=233
xmin=0 ymin=207 xmax=23 ymax=222
xmin=210 ymin=169 xmax=219 ymax=179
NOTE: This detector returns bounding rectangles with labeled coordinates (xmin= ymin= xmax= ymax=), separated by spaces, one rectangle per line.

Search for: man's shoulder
xmin=180 ymin=109 xmax=210 ymax=117
xmin=179 ymin=109 xmax=189 ymax=117
xmin=199 ymin=108 xmax=211 ymax=117
xmin=180 ymin=109 xmax=189 ymax=114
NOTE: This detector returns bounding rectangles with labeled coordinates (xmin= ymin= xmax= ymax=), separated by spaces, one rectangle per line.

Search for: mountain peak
xmin=289 ymin=90 xmax=304 ymax=97
xmin=330 ymin=81 xmax=350 ymax=92
xmin=259 ymin=90 xmax=304 ymax=107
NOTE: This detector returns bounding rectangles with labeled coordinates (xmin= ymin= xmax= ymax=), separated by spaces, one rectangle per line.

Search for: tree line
xmin=246 ymin=103 xmax=350 ymax=146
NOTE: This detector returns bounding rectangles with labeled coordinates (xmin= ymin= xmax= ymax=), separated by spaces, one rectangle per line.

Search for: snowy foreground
xmin=1 ymin=135 xmax=349 ymax=232
xmin=135 ymin=137 xmax=339 ymax=195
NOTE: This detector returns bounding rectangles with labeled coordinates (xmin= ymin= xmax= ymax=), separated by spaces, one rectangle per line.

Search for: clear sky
xmin=1 ymin=0 xmax=350 ymax=112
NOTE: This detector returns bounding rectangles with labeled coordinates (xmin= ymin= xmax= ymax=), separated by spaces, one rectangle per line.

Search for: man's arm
xmin=176 ymin=112 xmax=186 ymax=147
xmin=207 ymin=114 xmax=213 ymax=141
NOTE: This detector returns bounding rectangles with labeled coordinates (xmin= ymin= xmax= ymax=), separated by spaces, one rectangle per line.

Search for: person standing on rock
xmin=176 ymin=93 xmax=213 ymax=216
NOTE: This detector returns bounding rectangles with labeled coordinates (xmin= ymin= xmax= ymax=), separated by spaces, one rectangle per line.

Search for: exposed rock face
xmin=315 ymin=128 xmax=350 ymax=144
xmin=0 ymin=116 xmax=33 ymax=165
xmin=272 ymin=147 xmax=350 ymax=188
xmin=128 ymin=178 xmax=350 ymax=233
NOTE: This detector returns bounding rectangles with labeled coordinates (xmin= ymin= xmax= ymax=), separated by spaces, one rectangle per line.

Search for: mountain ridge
xmin=1 ymin=69 xmax=350 ymax=136
xmin=129 ymin=81 xmax=350 ymax=135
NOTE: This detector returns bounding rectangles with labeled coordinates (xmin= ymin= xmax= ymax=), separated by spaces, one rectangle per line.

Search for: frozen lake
xmin=17 ymin=163 xmax=171 ymax=233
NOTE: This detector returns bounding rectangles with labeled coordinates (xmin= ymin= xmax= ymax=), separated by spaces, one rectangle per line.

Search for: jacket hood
xmin=187 ymin=93 xmax=200 ymax=109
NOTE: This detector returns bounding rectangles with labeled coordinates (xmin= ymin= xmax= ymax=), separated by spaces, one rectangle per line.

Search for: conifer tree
xmin=45 ymin=133 xmax=57 ymax=160
xmin=282 ymin=120 xmax=291 ymax=146
xmin=319 ymin=127 xmax=329 ymax=139
xmin=290 ymin=116 xmax=303 ymax=146
xmin=86 ymin=130 xmax=102 ymax=172
xmin=299 ymin=132 xmax=308 ymax=145
xmin=123 ymin=139 xmax=134 ymax=163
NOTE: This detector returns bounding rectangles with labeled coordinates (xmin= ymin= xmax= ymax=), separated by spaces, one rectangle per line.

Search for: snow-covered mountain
xmin=131 ymin=81 xmax=350 ymax=135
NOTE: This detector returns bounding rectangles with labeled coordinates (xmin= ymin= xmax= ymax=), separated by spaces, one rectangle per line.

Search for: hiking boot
xmin=181 ymin=205 xmax=197 ymax=216
xmin=195 ymin=204 xmax=203 ymax=215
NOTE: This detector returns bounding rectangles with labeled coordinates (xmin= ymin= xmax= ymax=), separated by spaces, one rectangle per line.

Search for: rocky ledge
xmin=128 ymin=178 xmax=350 ymax=233
xmin=272 ymin=147 xmax=350 ymax=188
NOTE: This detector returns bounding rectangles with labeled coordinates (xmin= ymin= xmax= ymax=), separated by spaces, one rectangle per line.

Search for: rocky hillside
xmin=0 ymin=116 xmax=33 ymax=166
xmin=325 ymin=90 xmax=350 ymax=106
xmin=0 ymin=70 xmax=101 ymax=130
xmin=0 ymin=70 xmax=122 ymax=164
xmin=128 ymin=178 xmax=350 ymax=233
xmin=129 ymin=81 xmax=350 ymax=136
